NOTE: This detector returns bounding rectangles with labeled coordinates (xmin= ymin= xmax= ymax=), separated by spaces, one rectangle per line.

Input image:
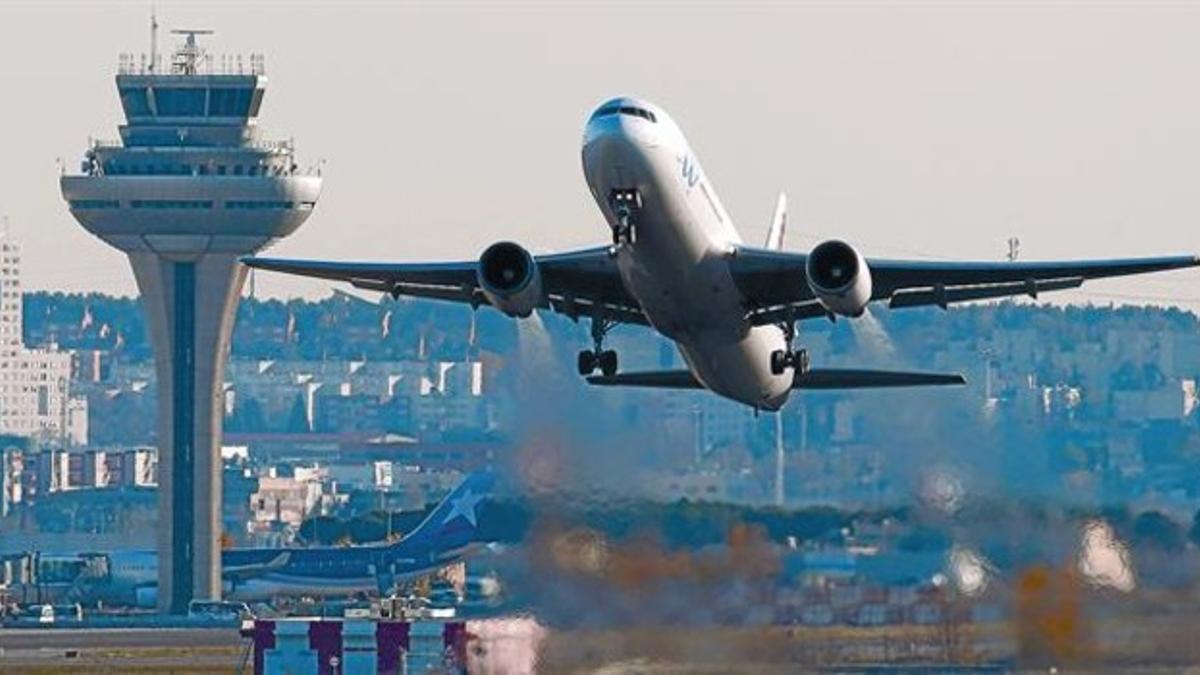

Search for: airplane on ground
xmin=74 ymin=473 xmax=493 ymax=606
xmin=245 ymin=97 xmax=1200 ymax=411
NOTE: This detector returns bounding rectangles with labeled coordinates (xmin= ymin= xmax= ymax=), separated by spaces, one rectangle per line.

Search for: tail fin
xmin=764 ymin=192 xmax=787 ymax=250
xmin=392 ymin=472 xmax=494 ymax=553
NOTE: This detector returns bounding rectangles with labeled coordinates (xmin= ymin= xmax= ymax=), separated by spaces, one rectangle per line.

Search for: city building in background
xmin=59 ymin=29 xmax=322 ymax=613
xmin=0 ymin=234 xmax=84 ymax=446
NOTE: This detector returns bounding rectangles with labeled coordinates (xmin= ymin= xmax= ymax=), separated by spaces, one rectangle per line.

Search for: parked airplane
xmin=245 ymin=97 xmax=1199 ymax=411
xmin=75 ymin=473 xmax=493 ymax=606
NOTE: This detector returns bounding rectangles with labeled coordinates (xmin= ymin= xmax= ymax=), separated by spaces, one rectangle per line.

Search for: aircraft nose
xmin=583 ymin=110 xmax=660 ymax=152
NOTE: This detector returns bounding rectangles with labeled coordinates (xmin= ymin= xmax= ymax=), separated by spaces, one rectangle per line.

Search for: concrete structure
xmin=61 ymin=30 xmax=321 ymax=612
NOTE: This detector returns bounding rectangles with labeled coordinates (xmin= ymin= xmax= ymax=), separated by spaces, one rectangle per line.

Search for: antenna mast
xmin=1006 ymin=236 xmax=1021 ymax=263
xmin=149 ymin=8 xmax=159 ymax=73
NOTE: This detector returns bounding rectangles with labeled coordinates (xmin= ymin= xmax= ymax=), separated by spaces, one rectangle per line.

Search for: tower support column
xmin=130 ymin=251 xmax=246 ymax=614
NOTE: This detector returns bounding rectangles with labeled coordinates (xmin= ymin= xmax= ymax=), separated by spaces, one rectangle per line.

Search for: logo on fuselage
xmin=678 ymin=154 xmax=701 ymax=189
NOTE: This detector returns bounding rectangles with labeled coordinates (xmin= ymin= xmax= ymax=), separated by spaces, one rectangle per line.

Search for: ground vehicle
xmin=35 ymin=603 xmax=83 ymax=624
xmin=187 ymin=599 xmax=253 ymax=622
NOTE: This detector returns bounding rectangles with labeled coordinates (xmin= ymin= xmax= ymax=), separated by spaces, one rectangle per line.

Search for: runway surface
xmin=0 ymin=627 xmax=245 ymax=672
xmin=0 ymin=626 xmax=241 ymax=649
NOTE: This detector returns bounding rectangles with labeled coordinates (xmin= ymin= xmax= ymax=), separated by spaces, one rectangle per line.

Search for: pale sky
xmin=4 ymin=0 xmax=1200 ymax=306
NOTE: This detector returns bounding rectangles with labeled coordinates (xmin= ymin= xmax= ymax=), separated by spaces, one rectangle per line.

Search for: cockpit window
xmin=592 ymin=105 xmax=657 ymax=123
xmin=621 ymin=106 xmax=657 ymax=123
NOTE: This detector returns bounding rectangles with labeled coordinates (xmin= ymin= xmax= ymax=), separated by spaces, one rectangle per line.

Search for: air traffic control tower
xmin=61 ymin=30 xmax=321 ymax=613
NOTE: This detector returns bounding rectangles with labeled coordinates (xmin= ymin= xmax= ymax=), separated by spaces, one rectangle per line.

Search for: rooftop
xmin=118 ymin=29 xmax=265 ymax=77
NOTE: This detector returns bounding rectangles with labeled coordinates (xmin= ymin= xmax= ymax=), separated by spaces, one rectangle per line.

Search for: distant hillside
xmin=23 ymin=291 xmax=1197 ymax=364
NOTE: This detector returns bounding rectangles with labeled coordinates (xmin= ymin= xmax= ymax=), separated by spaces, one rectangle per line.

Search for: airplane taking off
xmin=246 ymin=97 xmax=1200 ymax=411
xmin=76 ymin=473 xmax=493 ymax=606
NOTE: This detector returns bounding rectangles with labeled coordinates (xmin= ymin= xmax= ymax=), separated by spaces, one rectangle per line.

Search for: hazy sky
xmin=4 ymin=0 xmax=1200 ymax=305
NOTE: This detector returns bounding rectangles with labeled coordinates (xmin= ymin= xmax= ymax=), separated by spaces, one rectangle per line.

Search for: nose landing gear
xmin=608 ymin=188 xmax=642 ymax=249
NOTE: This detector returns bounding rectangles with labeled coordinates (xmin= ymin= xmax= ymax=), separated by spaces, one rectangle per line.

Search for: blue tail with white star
xmin=388 ymin=472 xmax=494 ymax=560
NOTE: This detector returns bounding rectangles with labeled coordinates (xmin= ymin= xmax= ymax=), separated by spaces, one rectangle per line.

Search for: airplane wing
xmin=730 ymin=248 xmax=1200 ymax=324
xmin=222 ymin=552 xmax=291 ymax=582
xmin=587 ymin=368 xmax=965 ymax=389
xmin=244 ymin=247 xmax=649 ymax=325
xmin=246 ymin=245 xmax=1198 ymax=328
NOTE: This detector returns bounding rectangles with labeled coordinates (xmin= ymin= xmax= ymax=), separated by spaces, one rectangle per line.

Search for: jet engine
xmin=805 ymin=239 xmax=872 ymax=317
xmin=477 ymin=241 xmax=544 ymax=318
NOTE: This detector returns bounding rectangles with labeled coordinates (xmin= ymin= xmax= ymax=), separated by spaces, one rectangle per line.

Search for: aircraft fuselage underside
xmin=582 ymin=111 xmax=792 ymax=410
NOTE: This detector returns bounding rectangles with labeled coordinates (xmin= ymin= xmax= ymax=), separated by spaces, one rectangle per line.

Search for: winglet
xmin=764 ymin=192 xmax=787 ymax=251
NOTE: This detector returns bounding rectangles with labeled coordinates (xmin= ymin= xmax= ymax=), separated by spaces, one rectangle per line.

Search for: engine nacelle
xmin=805 ymin=239 xmax=872 ymax=317
xmin=477 ymin=241 xmax=544 ymax=318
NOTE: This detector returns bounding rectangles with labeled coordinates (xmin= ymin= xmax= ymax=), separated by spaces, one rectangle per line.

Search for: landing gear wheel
xmin=770 ymin=350 xmax=789 ymax=376
xmin=609 ymin=188 xmax=642 ymax=247
xmin=611 ymin=214 xmax=637 ymax=246
xmin=795 ymin=348 xmax=810 ymax=374
xmin=770 ymin=348 xmax=811 ymax=375
xmin=578 ymin=350 xmax=598 ymax=376
xmin=598 ymin=350 xmax=619 ymax=377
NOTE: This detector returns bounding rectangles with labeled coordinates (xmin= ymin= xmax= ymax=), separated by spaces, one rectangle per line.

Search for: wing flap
xmin=888 ymin=277 xmax=1083 ymax=309
xmin=870 ymin=255 xmax=1199 ymax=295
xmin=793 ymin=368 xmax=966 ymax=389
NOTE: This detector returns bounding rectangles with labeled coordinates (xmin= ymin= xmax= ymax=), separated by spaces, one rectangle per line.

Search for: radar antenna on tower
xmin=170 ymin=28 xmax=214 ymax=75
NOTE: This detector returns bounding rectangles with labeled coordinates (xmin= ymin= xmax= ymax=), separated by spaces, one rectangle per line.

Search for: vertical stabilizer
xmin=764 ymin=192 xmax=787 ymax=250
xmin=390 ymin=473 xmax=494 ymax=554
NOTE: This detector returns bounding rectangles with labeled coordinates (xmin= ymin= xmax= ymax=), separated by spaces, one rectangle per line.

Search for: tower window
xmin=119 ymin=87 xmax=151 ymax=118
xmin=153 ymin=88 xmax=206 ymax=116
xmin=70 ymin=200 xmax=120 ymax=210
xmin=208 ymin=87 xmax=254 ymax=117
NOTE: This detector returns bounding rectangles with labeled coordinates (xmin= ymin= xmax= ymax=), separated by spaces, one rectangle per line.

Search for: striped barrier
xmin=244 ymin=618 xmax=467 ymax=675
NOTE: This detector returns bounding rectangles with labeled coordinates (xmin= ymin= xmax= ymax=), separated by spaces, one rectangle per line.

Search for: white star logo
xmin=442 ymin=488 xmax=483 ymax=527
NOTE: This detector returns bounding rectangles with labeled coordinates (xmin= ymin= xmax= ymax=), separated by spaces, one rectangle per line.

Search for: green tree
xmin=1189 ymin=509 xmax=1200 ymax=549
xmin=283 ymin=395 xmax=309 ymax=433
xmin=1132 ymin=510 xmax=1185 ymax=553
xmin=346 ymin=511 xmax=389 ymax=544
xmin=297 ymin=516 xmax=345 ymax=545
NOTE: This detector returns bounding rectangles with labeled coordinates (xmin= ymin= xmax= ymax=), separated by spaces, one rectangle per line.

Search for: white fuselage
xmin=581 ymin=98 xmax=792 ymax=410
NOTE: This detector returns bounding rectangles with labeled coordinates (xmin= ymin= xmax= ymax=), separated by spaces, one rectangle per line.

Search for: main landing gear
xmin=578 ymin=315 xmax=619 ymax=377
xmin=770 ymin=320 xmax=810 ymax=376
xmin=609 ymin=188 xmax=642 ymax=248
xmin=770 ymin=348 xmax=809 ymax=376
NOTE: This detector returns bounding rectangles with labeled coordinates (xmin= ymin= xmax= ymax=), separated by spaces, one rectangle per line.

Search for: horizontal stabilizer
xmin=586 ymin=370 xmax=702 ymax=389
xmin=793 ymin=368 xmax=966 ymax=389
xmin=587 ymin=367 xmax=965 ymax=391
